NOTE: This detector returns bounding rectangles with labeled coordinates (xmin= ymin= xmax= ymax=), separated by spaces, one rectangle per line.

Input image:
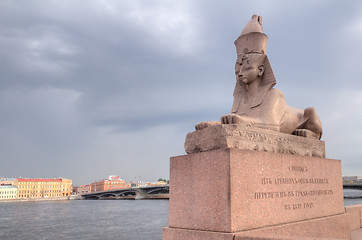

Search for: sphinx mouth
xmin=238 ymin=77 xmax=247 ymax=83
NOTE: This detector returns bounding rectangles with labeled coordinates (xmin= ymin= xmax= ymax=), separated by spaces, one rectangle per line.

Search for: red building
xmin=74 ymin=184 xmax=92 ymax=194
xmin=91 ymin=176 xmax=130 ymax=192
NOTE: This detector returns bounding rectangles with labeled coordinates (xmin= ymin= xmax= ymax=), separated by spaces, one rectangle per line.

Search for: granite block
xmin=169 ymin=149 xmax=344 ymax=232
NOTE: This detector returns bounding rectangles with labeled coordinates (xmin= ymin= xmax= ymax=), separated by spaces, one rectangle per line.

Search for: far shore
xmin=0 ymin=196 xmax=72 ymax=203
xmin=0 ymin=193 xmax=170 ymax=202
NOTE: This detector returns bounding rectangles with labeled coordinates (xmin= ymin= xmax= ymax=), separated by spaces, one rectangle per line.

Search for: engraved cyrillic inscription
xmin=260 ymin=177 xmax=329 ymax=185
xmin=254 ymin=190 xmax=333 ymax=199
xmin=284 ymin=202 xmax=315 ymax=211
xmin=255 ymin=174 xmax=334 ymax=211
xmin=288 ymin=166 xmax=308 ymax=172
xmin=261 ymin=178 xmax=272 ymax=184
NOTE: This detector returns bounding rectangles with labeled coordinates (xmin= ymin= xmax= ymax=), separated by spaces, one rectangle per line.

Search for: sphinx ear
xmin=258 ymin=64 xmax=265 ymax=77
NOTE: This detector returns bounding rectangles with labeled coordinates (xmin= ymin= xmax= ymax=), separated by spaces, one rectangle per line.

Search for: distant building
xmin=343 ymin=176 xmax=358 ymax=181
xmin=0 ymin=185 xmax=17 ymax=200
xmin=108 ymin=175 xmax=121 ymax=180
xmin=15 ymin=178 xmax=72 ymax=198
xmin=91 ymin=178 xmax=130 ymax=192
xmin=135 ymin=181 xmax=151 ymax=188
xmin=74 ymin=184 xmax=92 ymax=194
xmin=61 ymin=178 xmax=73 ymax=196
xmin=148 ymin=181 xmax=168 ymax=187
xmin=0 ymin=178 xmax=16 ymax=186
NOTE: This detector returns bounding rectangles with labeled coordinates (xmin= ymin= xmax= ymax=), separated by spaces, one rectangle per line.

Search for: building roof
xmin=0 ymin=178 xmax=16 ymax=181
xmin=17 ymin=178 xmax=62 ymax=182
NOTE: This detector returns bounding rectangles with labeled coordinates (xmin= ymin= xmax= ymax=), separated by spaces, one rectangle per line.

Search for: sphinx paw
xmin=221 ymin=114 xmax=245 ymax=124
xmin=293 ymin=129 xmax=319 ymax=139
xmin=195 ymin=121 xmax=220 ymax=131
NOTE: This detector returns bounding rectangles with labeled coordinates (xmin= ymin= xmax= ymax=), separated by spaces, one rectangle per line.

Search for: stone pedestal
xmin=185 ymin=124 xmax=325 ymax=158
xmin=163 ymin=148 xmax=349 ymax=239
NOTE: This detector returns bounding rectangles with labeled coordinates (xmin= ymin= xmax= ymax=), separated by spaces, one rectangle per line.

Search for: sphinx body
xmin=196 ymin=15 xmax=322 ymax=139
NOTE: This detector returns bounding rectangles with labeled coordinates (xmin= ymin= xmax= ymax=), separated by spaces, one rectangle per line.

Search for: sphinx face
xmin=235 ymin=54 xmax=265 ymax=85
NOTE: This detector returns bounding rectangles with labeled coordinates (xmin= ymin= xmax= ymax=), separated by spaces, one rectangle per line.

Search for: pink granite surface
xmin=229 ymin=149 xmax=345 ymax=231
xmin=234 ymin=213 xmax=350 ymax=239
xmin=351 ymin=228 xmax=362 ymax=240
xmin=168 ymin=149 xmax=232 ymax=232
xmin=168 ymin=148 xmax=345 ymax=232
xmin=163 ymin=227 xmax=234 ymax=240
xmin=345 ymin=205 xmax=362 ymax=231
xmin=164 ymin=213 xmax=350 ymax=239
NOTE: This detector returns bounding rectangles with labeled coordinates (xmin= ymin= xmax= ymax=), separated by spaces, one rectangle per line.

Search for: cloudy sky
xmin=1 ymin=0 xmax=362 ymax=185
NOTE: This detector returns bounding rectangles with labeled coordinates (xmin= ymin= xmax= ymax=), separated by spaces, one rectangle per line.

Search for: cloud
xmin=323 ymin=89 xmax=362 ymax=159
xmin=0 ymin=87 xmax=83 ymax=150
xmin=1 ymin=0 xmax=362 ymax=184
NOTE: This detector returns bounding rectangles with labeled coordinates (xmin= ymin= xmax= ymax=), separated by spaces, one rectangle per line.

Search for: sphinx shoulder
xmin=265 ymin=88 xmax=285 ymax=102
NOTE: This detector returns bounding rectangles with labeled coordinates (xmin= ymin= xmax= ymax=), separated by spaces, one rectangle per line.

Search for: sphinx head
xmin=235 ymin=53 xmax=265 ymax=85
xmin=234 ymin=15 xmax=276 ymax=91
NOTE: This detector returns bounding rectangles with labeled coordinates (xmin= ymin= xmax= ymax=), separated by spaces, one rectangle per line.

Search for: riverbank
xmin=0 ymin=196 xmax=71 ymax=203
xmin=0 ymin=193 xmax=170 ymax=202
xmin=107 ymin=193 xmax=169 ymax=200
xmin=83 ymin=193 xmax=170 ymax=200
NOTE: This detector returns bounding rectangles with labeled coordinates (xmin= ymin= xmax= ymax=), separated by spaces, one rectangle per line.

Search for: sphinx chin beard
xmin=238 ymin=78 xmax=246 ymax=84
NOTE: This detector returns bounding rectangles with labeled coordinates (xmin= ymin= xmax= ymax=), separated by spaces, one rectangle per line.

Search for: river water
xmin=1 ymin=191 xmax=362 ymax=240
xmin=343 ymin=189 xmax=362 ymax=206
xmin=0 ymin=200 xmax=169 ymax=240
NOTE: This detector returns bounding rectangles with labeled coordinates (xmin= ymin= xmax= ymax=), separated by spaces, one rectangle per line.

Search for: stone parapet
xmin=185 ymin=124 xmax=325 ymax=158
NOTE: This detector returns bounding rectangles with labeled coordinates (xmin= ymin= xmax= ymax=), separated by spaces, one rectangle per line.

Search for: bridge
xmin=81 ymin=185 xmax=169 ymax=200
xmin=343 ymin=182 xmax=362 ymax=190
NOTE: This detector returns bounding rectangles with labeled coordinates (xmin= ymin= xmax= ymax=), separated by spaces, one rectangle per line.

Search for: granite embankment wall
xmin=345 ymin=204 xmax=362 ymax=231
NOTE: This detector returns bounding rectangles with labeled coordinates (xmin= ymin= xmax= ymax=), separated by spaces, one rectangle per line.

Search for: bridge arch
xmin=81 ymin=185 xmax=169 ymax=200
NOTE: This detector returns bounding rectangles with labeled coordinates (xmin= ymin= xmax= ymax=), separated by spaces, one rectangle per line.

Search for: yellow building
xmin=0 ymin=185 xmax=17 ymax=200
xmin=15 ymin=178 xmax=72 ymax=198
xmin=61 ymin=178 xmax=73 ymax=196
xmin=148 ymin=181 xmax=168 ymax=187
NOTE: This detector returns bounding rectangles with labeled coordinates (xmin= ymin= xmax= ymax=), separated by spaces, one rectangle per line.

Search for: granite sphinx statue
xmin=196 ymin=15 xmax=322 ymax=139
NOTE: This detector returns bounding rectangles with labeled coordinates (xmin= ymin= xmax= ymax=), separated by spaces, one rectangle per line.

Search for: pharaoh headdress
xmin=232 ymin=15 xmax=277 ymax=113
